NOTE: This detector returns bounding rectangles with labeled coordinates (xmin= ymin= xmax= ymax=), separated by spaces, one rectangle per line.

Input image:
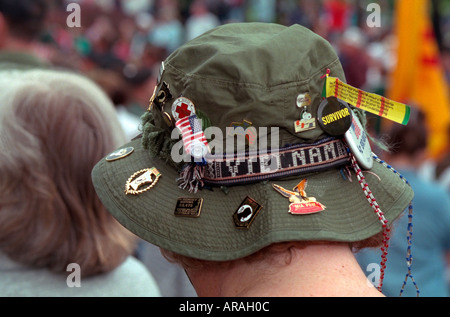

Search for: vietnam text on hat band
xmin=202 ymin=138 xmax=349 ymax=186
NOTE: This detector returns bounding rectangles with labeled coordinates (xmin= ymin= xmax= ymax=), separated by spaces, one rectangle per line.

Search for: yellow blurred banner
xmin=323 ymin=76 xmax=411 ymax=125
xmin=387 ymin=0 xmax=450 ymax=157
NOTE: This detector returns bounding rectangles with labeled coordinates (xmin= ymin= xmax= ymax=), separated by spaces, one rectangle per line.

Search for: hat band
xmin=203 ymin=138 xmax=349 ymax=186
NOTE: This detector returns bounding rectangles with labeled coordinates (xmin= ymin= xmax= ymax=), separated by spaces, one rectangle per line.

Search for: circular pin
xmin=301 ymin=109 xmax=312 ymax=120
xmin=106 ymin=147 xmax=134 ymax=162
xmin=172 ymin=97 xmax=196 ymax=121
xmin=344 ymin=110 xmax=373 ymax=170
xmin=296 ymin=93 xmax=312 ymax=108
xmin=317 ymin=97 xmax=352 ymax=136
xmin=189 ymin=140 xmax=208 ymax=159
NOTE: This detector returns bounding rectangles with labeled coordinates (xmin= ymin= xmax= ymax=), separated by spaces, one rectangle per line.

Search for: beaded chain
xmin=373 ymin=154 xmax=420 ymax=297
xmin=349 ymin=153 xmax=390 ymax=292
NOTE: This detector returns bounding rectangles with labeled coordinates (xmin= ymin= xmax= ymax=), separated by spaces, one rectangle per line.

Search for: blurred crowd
xmin=4 ymin=0 xmax=450 ymax=120
xmin=11 ymin=0 xmax=448 ymax=125
xmin=2 ymin=0 xmax=450 ymax=297
xmin=20 ymin=0 xmax=420 ymax=113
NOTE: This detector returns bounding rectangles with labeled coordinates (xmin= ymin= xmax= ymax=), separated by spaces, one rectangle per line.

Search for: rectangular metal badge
xmin=174 ymin=198 xmax=203 ymax=217
xmin=294 ymin=118 xmax=316 ymax=133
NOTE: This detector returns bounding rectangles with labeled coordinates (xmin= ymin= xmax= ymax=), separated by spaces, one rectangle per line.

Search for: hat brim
xmin=92 ymin=137 xmax=414 ymax=261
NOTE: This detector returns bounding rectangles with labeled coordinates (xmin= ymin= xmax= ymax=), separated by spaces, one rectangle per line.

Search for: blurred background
xmin=2 ymin=0 xmax=449 ymax=158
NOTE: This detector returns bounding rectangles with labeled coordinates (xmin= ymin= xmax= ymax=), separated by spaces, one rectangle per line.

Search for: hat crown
xmin=158 ymin=23 xmax=347 ymax=147
xmin=167 ymin=23 xmax=339 ymax=87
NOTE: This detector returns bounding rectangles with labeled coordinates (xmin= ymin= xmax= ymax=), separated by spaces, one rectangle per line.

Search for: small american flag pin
xmin=175 ymin=114 xmax=209 ymax=159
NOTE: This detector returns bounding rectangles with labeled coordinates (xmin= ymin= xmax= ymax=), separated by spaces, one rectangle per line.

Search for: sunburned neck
xmin=188 ymin=243 xmax=384 ymax=297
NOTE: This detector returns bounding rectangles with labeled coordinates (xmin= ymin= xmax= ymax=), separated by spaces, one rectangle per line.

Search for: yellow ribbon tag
xmin=322 ymin=76 xmax=410 ymax=125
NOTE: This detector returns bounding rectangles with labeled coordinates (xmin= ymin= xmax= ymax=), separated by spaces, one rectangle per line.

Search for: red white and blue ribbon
xmin=175 ymin=114 xmax=209 ymax=160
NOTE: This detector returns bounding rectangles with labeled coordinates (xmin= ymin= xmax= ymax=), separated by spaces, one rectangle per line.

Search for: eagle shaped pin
xmin=272 ymin=179 xmax=326 ymax=215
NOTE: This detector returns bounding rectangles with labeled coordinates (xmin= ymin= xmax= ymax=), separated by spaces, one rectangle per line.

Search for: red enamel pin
xmin=272 ymin=179 xmax=326 ymax=215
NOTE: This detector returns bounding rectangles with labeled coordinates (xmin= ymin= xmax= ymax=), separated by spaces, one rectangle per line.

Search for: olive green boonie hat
xmin=92 ymin=23 xmax=414 ymax=261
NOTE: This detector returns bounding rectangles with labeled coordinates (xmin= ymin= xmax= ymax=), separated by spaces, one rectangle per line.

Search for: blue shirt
xmin=356 ymin=169 xmax=450 ymax=297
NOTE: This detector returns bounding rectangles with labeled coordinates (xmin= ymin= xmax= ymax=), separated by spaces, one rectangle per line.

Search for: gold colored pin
xmin=148 ymin=86 xmax=158 ymax=111
xmin=272 ymin=179 xmax=326 ymax=215
xmin=174 ymin=197 xmax=203 ymax=217
xmin=228 ymin=120 xmax=256 ymax=146
xmin=106 ymin=147 xmax=134 ymax=162
xmin=125 ymin=167 xmax=161 ymax=195
xmin=162 ymin=111 xmax=174 ymax=127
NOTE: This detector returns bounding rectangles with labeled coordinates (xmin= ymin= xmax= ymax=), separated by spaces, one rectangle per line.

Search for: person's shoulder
xmin=406 ymin=170 xmax=448 ymax=200
xmin=420 ymin=178 xmax=449 ymax=201
xmin=100 ymin=256 xmax=162 ymax=296
xmin=115 ymin=255 xmax=155 ymax=277
xmin=0 ymin=51 xmax=49 ymax=70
